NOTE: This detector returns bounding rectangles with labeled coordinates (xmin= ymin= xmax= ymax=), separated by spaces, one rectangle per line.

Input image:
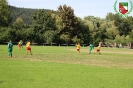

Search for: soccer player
xmin=26 ymin=41 xmax=32 ymax=55
xmin=20 ymin=40 xmax=23 ymax=49
xmin=8 ymin=40 xmax=13 ymax=58
xmin=18 ymin=41 xmax=21 ymax=50
xmin=89 ymin=44 xmax=93 ymax=55
xmin=94 ymin=44 xmax=101 ymax=55
xmin=76 ymin=43 xmax=81 ymax=53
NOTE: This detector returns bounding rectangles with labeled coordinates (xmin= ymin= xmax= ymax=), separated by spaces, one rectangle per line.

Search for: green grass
xmin=0 ymin=45 xmax=133 ymax=88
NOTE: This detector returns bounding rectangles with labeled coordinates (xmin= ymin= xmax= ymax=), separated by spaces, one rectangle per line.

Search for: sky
xmin=7 ymin=0 xmax=133 ymax=18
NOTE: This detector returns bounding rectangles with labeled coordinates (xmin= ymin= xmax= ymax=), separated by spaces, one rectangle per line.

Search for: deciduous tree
xmin=0 ymin=0 xmax=11 ymax=26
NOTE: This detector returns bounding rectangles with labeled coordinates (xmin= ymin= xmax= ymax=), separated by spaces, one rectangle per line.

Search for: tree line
xmin=0 ymin=0 xmax=133 ymax=46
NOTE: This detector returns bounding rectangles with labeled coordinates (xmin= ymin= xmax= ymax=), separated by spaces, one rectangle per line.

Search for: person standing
xmin=26 ymin=41 xmax=32 ymax=55
xmin=89 ymin=44 xmax=93 ymax=55
xmin=20 ymin=40 xmax=23 ymax=49
xmin=76 ymin=43 xmax=81 ymax=53
xmin=18 ymin=41 xmax=21 ymax=50
xmin=8 ymin=40 xmax=13 ymax=58
xmin=94 ymin=44 xmax=101 ymax=55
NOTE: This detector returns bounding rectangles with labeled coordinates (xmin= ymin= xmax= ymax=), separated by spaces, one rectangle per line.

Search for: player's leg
xmin=8 ymin=52 xmax=11 ymax=57
xmin=10 ymin=52 xmax=12 ymax=57
xmin=77 ymin=49 xmax=78 ymax=53
xmin=90 ymin=49 xmax=92 ymax=54
xmin=8 ymin=48 xmax=12 ymax=57
xmin=10 ymin=49 xmax=12 ymax=57
xmin=21 ymin=45 xmax=23 ymax=49
xmin=89 ymin=50 xmax=91 ymax=54
xmin=26 ymin=48 xmax=28 ymax=55
xmin=29 ymin=48 xmax=32 ymax=55
xmin=26 ymin=50 xmax=28 ymax=55
xmin=99 ymin=51 xmax=101 ymax=55
xmin=18 ymin=44 xmax=20 ymax=50
xmin=26 ymin=47 xmax=30 ymax=55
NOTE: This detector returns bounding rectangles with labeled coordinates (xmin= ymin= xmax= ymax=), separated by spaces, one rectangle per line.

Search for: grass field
xmin=0 ymin=45 xmax=133 ymax=88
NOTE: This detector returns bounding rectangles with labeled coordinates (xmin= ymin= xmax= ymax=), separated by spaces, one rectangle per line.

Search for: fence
xmin=0 ymin=42 xmax=88 ymax=47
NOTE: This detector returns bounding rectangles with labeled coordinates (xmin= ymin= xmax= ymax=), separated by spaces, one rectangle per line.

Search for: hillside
xmin=9 ymin=6 xmax=50 ymax=25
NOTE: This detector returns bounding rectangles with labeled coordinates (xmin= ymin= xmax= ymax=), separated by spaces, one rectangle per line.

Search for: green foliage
xmin=125 ymin=35 xmax=133 ymax=44
xmin=32 ymin=9 xmax=56 ymax=43
xmin=72 ymin=36 xmax=82 ymax=44
xmin=129 ymin=31 xmax=133 ymax=39
xmin=118 ymin=18 xmax=132 ymax=36
xmin=106 ymin=13 xmax=133 ymax=36
xmin=106 ymin=12 xmax=115 ymax=21
xmin=4 ymin=28 xmax=17 ymax=41
xmin=15 ymin=28 xmax=34 ymax=42
xmin=0 ymin=27 xmax=7 ymax=42
xmin=1 ymin=4 xmax=133 ymax=45
xmin=0 ymin=0 xmax=11 ymax=27
xmin=60 ymin=34 xmax=71 ymax=44
xmin=10 ymin=6 xmax=39 ymax=25
xmin=106 ymin=21 xmax=119 ymax=40
xmin=84 ymin=16 xmax=106 ymax=45
xmin=13 ymin=17 xmax=24 ymax=29
xmin=44 ymin=30 xmax=57 ymax=44
xmin=77 ymin=18 xmax=90 ymax=44
xmin=114 ymin=35 xmax=127 ymax=45
xmin=0 ymin=27 xmax=34 ymax=43
xmin=33 ymin=9 xmax=56 ymax=32
xmin=57 ymin=4 xmax=78 ymax=37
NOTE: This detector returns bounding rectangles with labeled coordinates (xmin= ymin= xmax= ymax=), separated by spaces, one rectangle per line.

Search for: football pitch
xmin=0 ymin=45 xmax=133 ymax=88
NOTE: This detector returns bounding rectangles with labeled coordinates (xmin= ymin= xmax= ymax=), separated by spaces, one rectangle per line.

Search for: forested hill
xmin=9 ymin=6 xmax=50 ymax=25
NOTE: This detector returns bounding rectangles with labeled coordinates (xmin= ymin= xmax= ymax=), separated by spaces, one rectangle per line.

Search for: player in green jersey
xmin=89 ymin=44 xmax=93 ymax=55
xmin=8 ymin=40 xmax=13 ymax=58
xmin=20 ymin=40 xmax=23 ymax=49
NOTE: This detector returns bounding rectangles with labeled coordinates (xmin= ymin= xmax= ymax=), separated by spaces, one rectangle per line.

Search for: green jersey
xmin=8 ymin=42 xmax=13 ymax=48
xmin=89 ymin=44 xmax=93 ymax=50
xmin=8 ymin=42 xmax=13 ymax=52
xmin=20 ymin=41 xmax=23 ymax=46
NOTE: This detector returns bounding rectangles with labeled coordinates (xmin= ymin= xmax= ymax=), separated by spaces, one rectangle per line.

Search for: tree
xmin=105 ymin=13 xmax=132 ymax=36
xmin=118 ymin=18 xmax=132 ymax=36
xmin=114 ymin=35 xmax=130 ymax=45
xmin=0 ymin=0 xmax=11 ymax=27
xmin=2 ymin=28 xmax=17 ymax=42
xmin=84 ymin=16 xmax=104 ymax=45
xmin=72 ymin=36 xmax=82 ymax=44
xmin=129 ymin=31 xmax=133 ymax=40
xmin=32 ymin=9 xmax=56 ymax=43
xmin=44 ymin=30 xmax=57 ymax=44
xmin=76 ymin=18 xmax=90 ymax=44
xmin=60 ymin=34 xmax=71 ymax=44
xmin=106 ymin=21 xmax=119 ymax=40
xmin=57 ymin=4 xmax=78 ymax=39
xmin=105 ymin=13 xmax=115 ymax=21
xmin=13 ymin=17 xmax=24 ymax=29
xmin=55 ymin=15 xmax=64 ymax=34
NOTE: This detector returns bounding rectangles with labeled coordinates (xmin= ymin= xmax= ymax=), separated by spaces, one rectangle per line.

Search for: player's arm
xmin=8 ymin=43 xmax=10 ymax=48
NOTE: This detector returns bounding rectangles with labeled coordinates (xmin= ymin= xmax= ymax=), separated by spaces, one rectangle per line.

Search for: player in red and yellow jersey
xmin=18 ymin=41 xmax=21 ymax=50
xmin=26 ymin=41 xmax=32 ymax=55
xmin=76 ymin=43 xmax=81 ymax=53
xmin=95 ymin=44 xmax=101 ymax=55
